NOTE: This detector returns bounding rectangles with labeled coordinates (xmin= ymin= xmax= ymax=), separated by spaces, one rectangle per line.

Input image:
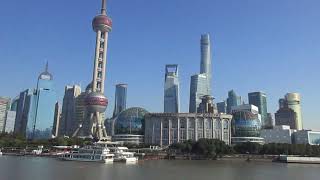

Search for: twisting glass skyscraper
xmin=113 ymin=84 xmax=127 ymax=117
xmin=200 ymin=34 xmax=212 ymax=95
xmin=164 ymin=64 xmax=180 ymax=113
xmin=189 ymin=34 xmax=213 ymax=113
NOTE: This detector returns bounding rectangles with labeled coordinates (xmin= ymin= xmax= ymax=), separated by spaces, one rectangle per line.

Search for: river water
xmin=1 ymin=156 xmax=320 ymax=180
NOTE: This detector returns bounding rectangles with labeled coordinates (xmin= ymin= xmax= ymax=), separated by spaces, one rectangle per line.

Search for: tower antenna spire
xmin=45 ymin=61 xmax=48 ymax=72
xmin=101 ymin=0 xmax=107 ymax=15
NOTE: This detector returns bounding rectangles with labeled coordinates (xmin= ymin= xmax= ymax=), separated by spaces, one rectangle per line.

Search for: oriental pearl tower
xmin=85 ymin=0 xmax=112 ymax=140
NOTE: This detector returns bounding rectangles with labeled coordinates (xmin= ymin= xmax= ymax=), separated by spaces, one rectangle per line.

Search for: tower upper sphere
xmin=92 ymin=0 xmax=112 ymax=32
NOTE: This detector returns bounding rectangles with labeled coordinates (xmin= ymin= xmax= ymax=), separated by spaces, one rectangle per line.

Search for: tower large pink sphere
xmin=92 ymin=15 xmax=112 ymax=32
xmin=85 ymin=92 xmax=108 ymax=113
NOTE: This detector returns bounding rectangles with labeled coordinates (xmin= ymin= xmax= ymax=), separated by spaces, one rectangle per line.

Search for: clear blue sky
xmin=0 ymin=0 xmax=319 ymax=129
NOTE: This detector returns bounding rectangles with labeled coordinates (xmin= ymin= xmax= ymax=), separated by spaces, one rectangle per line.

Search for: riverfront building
xmin=113 ymin=84 xmax=127 ymax=117
xmin=164 ymin=65 xmax=180 ymax=113
xmin=231 ymin=104 xmax=264 ymax=144
xmin=112 ymin=107 xmax=148 ymax=144
xmin=260 ymin=125 xmax=296 ymax=144
xmin=0 ymin=96 xmax=10 ymax=132
xmin=248 ymin=92 xmax=268 ymax=128
xmin=144 ymin=113 xmax=232 ymax=146
xmin=293 ymin=130 xmax=320 ymax=145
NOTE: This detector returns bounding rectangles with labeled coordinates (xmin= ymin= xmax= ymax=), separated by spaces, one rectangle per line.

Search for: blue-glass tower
xmin=113 ymin=84 xmax=128 ymax=117
xmin=26 ymin=63 xmax=57 ymax=139
xmin=164 ymin=64 xmax=180 ymax=113
xmin=226 ymin=90 xmax=242 ymax=114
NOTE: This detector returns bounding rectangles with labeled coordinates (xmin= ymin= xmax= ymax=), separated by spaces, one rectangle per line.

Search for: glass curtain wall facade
xmin=248 ymin=92 xmax=268 ymax=128
xmin=227 ymin=90 xmax=242 ymax=114
xmin=26 ymin=64 xmax=57 ymax=139
xmin=200 ymin=34 xmax=212 ymax=95
xmin=189 ymin=74 xmax=208 ymax=113
xmin=113 ymin=84 xmax=127 ymax=117
xmin=231 ymin=104 xmax=263 ymax=144
xmin=164 ymin=64 xmax=180 ymax=113
xmin=59 ymin=85 xmax=81 ymax=136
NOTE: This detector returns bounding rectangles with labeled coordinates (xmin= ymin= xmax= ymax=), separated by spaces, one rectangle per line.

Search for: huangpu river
xmin=1 ymin=156 xmax=320 ymax=180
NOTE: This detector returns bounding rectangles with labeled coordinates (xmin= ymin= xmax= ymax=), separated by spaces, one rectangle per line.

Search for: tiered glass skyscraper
xmin=164 ymin=64 xmax=180 ymax=113
xmin=113 ymin=84 xmax=127 ymax=117
xmin=189 ymin=34 xmax=212 ymax=113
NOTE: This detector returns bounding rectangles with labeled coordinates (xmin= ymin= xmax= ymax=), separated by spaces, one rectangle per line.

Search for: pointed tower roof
xmin=39 ymin=61 xmax=53 ymax=80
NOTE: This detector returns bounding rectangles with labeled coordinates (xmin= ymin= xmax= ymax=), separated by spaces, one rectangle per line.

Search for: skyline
xmin=1 ymin=0 xmax=320 ymax=130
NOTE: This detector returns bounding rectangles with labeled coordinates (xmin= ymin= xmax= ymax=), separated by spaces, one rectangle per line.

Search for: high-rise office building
xmin=0 ymin=97 xmax=11 ymax=132
xmin=265 ymin=113 xmax=274 ymax=129
xmin=59 ymin=85 xmax=81 ymax=136
xmin=200 ymin=34 xmax=212 ymax=95
xmin=14 ymin=89 xmax=36 ymax=136
xmin=248 ymin=92 xmax=268 ymax=128
xmin=52 ymin=102 xmax=60 ymax=137
xmin=189 ymin=74 xmax=208 ymax=113
xmin=275 ymin=107 xmax=297 ymax=129
xmin=26 ymin=63 xmax=57 ymax=139
xmin=164 ymin=65 xmax=180 ymax=113
xmin=71 ymin=92 xmax=88 ymax=137
xmin=10 ymin=96 xmax=19 ymax=111
xmin=226 ymin=90 xmax=242 ymax=114
xmin=217 ymin=101 xmax=227 ymax=113
xmin=285 ymin=93 xmax=303 ymax=130
xmin=274 ymin=93 xmax=303 ymax=130
xmin=113 ymin=84 xmax=128 ymax=117
xmin=4 ymin=111 xmax=16 ymax=133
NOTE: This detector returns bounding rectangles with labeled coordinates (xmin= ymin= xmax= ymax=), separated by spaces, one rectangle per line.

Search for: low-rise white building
xmin=293 ymin=130 xmax=320 ymax=145
xmin=145 ymin=113 xmax=233 ymax=146
xmin=260 ymin=125 xmax=296 ymax=144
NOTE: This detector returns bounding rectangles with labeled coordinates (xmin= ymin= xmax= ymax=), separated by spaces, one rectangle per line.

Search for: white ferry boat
xmin=109 ymin=146 xmax=138 ymax=163
xmin=60 ymin=145 xmax=114 ymax=163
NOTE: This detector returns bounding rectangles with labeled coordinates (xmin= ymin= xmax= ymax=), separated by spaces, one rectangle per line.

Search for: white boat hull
xmin=60 ymin=157 xmax=113 ymax=164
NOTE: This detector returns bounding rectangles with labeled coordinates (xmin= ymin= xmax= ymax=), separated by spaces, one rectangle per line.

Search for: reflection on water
xmin=1 ymin=156 xmax=320 ymax=180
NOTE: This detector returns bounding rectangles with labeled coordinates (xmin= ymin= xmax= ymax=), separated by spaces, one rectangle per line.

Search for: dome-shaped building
xmin=231 ymin=104 xmax=264 ymax=144
xmin=112 ymin=107 xmax=148 ymax=144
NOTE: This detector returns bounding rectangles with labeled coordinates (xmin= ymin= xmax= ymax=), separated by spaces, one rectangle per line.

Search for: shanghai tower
xmin=200 ymin=34 xmax=212 ymax=95
xmin=189 ymin=34 xmax=212 ymax=113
